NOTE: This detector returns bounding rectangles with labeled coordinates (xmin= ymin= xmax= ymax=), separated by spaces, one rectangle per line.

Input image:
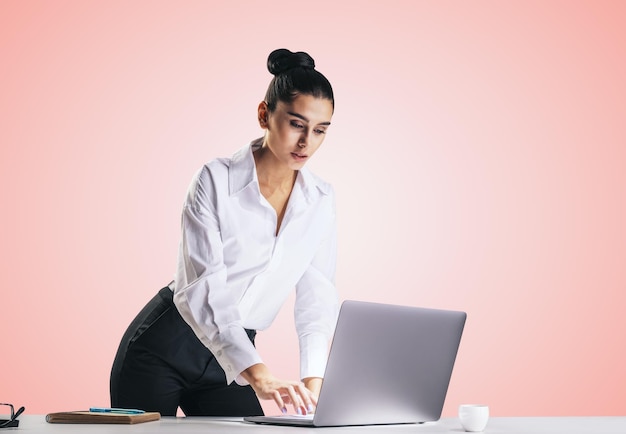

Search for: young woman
xmin=110 ymin=48 xmax=338 ymax=417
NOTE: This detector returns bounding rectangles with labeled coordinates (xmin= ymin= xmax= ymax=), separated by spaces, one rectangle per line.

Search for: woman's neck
xmin=253 ymin=145 xmax=297 ymax=235
xmin=253 ymin=145 xmax=297 ymax=191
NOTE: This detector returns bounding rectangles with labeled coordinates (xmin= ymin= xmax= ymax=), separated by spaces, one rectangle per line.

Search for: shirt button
xmin=216 ymin=350 xmax=222 ymax=357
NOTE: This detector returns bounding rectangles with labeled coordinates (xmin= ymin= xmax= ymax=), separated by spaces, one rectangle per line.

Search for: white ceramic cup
xmin=458 ymin=404 xmax=489 ymax=432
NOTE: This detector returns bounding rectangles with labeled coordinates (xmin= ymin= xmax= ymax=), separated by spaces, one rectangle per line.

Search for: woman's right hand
xmin=241 ymin=363 xmax=316 ymax=415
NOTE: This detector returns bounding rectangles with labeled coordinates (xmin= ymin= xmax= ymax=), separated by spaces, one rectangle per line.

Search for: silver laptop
xmin=244 ymin=300 xmax=466 ymax=427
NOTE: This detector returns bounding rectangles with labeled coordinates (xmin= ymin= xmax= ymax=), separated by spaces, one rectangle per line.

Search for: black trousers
xmin=110 ymin=284 xmax=264 ymax=417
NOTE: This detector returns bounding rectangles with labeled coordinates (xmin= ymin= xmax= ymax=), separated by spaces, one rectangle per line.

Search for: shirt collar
xmin=296 ymin=165 xmax=331 ymax=204
xmin=229 ymin=138 xmax=331 ymax=203
xmin=228 ymin=138 xmax=261 ymax=196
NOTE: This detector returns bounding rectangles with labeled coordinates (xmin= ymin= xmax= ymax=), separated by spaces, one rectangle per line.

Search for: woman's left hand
xmin=302 ymin=377 xmax=323 ymax=401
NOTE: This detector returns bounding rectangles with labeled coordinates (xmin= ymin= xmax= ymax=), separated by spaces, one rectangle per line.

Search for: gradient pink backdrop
xmin=1 ymin=0 xmax=625 ymax=418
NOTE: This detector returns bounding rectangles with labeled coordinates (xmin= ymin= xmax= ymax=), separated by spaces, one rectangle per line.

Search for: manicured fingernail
xmin=296 ymin=408 xmax=303 ymax=415
xmin=307 ymin=404 xmax=314 ymax=412
xmin=281 ymin=407 xmax=287 ymax=414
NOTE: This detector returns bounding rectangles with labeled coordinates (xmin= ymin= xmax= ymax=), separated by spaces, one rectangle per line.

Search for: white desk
xmin=15 ymin=415 xmax=626 ymax=433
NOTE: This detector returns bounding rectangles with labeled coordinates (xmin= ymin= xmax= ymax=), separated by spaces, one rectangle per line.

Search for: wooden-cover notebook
xmin=46 ymin=411 xmax=161 ymax=424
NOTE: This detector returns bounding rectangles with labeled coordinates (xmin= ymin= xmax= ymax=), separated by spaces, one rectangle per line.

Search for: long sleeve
xmin=173 ymin=165 xmax=262 ymax=385
xmin=294 ymin=188 xmax=339 ymax=380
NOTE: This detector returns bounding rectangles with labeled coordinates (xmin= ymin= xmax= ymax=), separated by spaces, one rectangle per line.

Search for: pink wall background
xmin=2 ymin=0 xmax=625 ymax=417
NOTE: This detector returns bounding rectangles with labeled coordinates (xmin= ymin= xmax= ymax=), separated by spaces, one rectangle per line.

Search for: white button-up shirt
xmin=173 ymin=138 xmax=339 ymax=385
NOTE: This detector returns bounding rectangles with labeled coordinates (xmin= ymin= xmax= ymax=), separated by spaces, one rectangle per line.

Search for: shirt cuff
xmin=299 ymin=332 xmax=330 ymax=380
xmin=212 ymin=326 xmax=263 ymax=385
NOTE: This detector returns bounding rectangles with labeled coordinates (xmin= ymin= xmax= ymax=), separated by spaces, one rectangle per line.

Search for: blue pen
xmin=89 ymin=407 xmax=145 ymax=415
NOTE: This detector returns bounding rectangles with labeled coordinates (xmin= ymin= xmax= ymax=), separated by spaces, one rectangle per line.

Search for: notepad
xmin=45 ymin=411 xmax=160 ymax=424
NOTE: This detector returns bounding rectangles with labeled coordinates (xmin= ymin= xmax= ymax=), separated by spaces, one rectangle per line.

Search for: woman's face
xmin=259 ymin=94 xmax=333 ymax=171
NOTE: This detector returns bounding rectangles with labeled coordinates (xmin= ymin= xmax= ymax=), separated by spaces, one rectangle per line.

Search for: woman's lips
xmin=291 ymin=152 xmax=308 ymax=161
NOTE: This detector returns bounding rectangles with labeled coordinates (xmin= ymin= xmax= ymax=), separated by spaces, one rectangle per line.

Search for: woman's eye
xmin=314 ymin=129 xmax=326 ymax=135
xmin=290 ymin=121 xmax=304 ymax=129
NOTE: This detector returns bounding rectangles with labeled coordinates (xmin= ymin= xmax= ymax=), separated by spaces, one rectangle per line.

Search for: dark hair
xmin=264 ymin=48 xmax=334 ymax=113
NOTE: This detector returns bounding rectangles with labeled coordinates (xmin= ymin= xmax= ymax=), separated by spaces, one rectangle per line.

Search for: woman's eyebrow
xmin=287 ymin=111 xmax=331 ymax=126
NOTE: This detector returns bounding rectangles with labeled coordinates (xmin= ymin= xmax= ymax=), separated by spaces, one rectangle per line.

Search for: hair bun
xmin=267 ymin=48 xmax=315 ymax=75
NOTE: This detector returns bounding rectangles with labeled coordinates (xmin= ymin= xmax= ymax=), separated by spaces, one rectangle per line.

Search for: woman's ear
xmin=258 ymin=101 xmax=269 ymax=129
